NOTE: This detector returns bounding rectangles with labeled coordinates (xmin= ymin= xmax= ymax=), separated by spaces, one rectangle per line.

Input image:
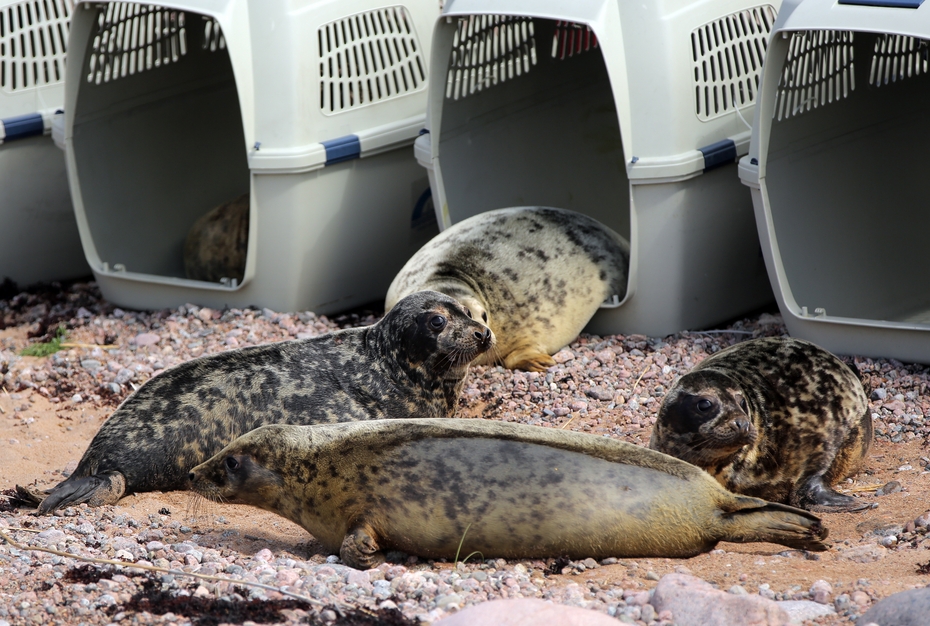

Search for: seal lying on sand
xmin=189 ymin=419 xmax=829 ymax=569
xmin=385 ymin=207 xmax=630 ymax=372
xmin=23 ymin=291 xmax=493 ymax=513
xmin=649 ymin=337 xmax=872 ymax=512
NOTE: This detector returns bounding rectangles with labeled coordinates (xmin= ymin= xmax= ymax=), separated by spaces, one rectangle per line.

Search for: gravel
xmin=1 ymin=281 xmax=928 ymax=624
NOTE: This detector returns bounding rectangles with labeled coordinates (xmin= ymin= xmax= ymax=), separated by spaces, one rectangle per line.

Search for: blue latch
xmin=699 ymin=139 xmax=737 ymax=172
xmin=322 ymin=134 xmax=361 ymax=165
xmin=1 ymin=113 xmax=44 ymax=142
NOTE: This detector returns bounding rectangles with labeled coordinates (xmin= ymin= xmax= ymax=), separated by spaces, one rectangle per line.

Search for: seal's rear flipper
xmin=36 ymin=472 xmax=127 ymax=514
xmin=721 ymin=498 xmax=830 ymax=552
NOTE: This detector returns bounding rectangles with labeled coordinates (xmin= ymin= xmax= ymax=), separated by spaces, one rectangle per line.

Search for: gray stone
xmin=778 ymin=600 xmax=836 ymax=623
xmin=857 ymin=587 xmax=930 ymax=625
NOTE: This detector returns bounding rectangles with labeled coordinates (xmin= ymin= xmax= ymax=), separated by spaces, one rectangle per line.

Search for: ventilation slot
xmin=445 ymin=15 xmax=535 ymax=101
xmin=774 ymin=30 xmax=855 ymax=121
xmin=551 ymin=21 xmax=597 ymax=60
xmin=691 ymin=5 xmax=776 ymax=122
xmin=86 ymin=3 xmax=188 ymax=85
xmin=318 ymin=6 xmax=426 ymax=114
xmin=202 ymin=17 xmax=225 ymax=52
xmin=870 ymin=34 xmax=929 ymax=87
xmin=0 ymin=0 xmax=72 ymax=93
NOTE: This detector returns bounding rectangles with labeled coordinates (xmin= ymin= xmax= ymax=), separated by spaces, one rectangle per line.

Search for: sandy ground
xmin=4 ymin=313 xmax=930 ymax=625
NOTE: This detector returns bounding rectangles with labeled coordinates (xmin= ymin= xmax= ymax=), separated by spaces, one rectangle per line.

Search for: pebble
xmin=778 ymin=600 xmax=836 ymax=623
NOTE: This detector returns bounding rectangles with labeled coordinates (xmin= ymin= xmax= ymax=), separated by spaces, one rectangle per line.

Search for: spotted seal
xmin=184 ymin=193 xmax=249 ymax=283
xmin=189 ymin=418 xmax=829 ymax=568
xmin=23 ymin=291 xmax=493 ymax=513
xmin=385 ymin=207 xmax=630 ymax=372
xmin=649 ymin=337 xmax=872 ymax=512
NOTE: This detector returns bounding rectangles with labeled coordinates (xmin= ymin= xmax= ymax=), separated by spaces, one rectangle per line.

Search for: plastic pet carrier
xmin=0 ymin=0 xmax=88 ymax=285
xmin=739 ymin=0 xmax=930 ymax=363
xmin=62 ymin=0 xmax=440 ymax=313
xmin=416 ymin=0 xmax=780 ymax=337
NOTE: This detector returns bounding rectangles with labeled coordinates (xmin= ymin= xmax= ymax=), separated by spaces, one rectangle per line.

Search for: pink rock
xmin=553 ymin=349 xmax=575 ymax=364
xmin=651 ymin=574 xmax=788 ymax=626
xmin=132 ymin=332 xmax=160 ymax=347
xmin=275 ymin=569 xmax=300 ymax=587
xmin=810 ymin=579 xmax=832 ymax=604
xmin=346 ymin=570 xmax=371 ymax=587
xmin=433 ymin=599 xmax=618 ymax=626
xmin=594 ymin=349 xmax=615 ymax=365
xmin=840 ymin=543 xmax=885 ymax=563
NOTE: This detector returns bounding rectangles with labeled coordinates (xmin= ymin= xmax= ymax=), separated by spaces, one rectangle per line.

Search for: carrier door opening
xmin=71 ymin=4 xmax=249 ymax=284
xmin=437 ymin=16 xmax=630 ymax=247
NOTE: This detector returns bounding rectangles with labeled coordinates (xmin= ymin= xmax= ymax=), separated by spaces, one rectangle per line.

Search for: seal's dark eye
xmin=482 ymin=312 xmax=488 ymax=322
xmin=739 ymin=397 xmax=749 ymax=413
xmin=225 ymin=457 xmax=240 ymax=472
xmin=464 ymin=308 xmax=473 ymax=319
xmin=428 ymin=315 xmax=447 ymax=332
xmin=696 ymin=399 xmax=713 ymax=412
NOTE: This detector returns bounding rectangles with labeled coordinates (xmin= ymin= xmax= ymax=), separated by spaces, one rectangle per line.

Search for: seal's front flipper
xmin=795 ymin=476 xmax=869 ymax=513
xmin=721 ymin=497 xmax=830 ymax=552
xmin=340 ymin=525 xmax=386 ymax=570
xmin=37 ymin=472 xmax=127 ymax=514
xmin=504 ymin=347 xmax=556 ymax=372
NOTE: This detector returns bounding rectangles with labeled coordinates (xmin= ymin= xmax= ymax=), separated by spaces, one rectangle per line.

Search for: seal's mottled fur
xmin=385 ymin=207 xmax=630 ymax=371
xmin=28 ymin=291 xmax=493 ymax=513
xmin=649 ymin=337 xmax=872 ymax=512
xmin=184 ymin=194 xmax=250 ymax=283
xmin=190 ymin=418 xmax=829 ymax=569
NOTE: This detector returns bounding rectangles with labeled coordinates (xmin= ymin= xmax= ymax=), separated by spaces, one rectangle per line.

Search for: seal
xmin=184 ymin=193 xmax=249 ymax=283
xmin=649 ymin=337 xmax=872 ymax=512
xmin=385 ymin=207 xmax=630 ymax=372
xmin=189 ymin=418 xmax=829 ymax=569
xmin=24 ymin=291 xmax=493 ymax=513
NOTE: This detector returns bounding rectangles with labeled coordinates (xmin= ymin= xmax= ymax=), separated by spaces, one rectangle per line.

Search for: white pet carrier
xmin=417 ymin=0 xmax=781 ymax=337
xmin=1 ymin=0 xmax=88 ymax=286
xmin=739 ymin=0 xmax=930 ymax=363
xmin=62 ymin=0 xmax=440 ymax=313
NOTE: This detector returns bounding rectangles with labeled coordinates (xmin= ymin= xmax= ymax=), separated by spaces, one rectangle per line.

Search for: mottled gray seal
xmin=184 ymin=193 xmax=249 ymax=283
xmin=25 ymin=291 xmax=493 ymax=513
xmin=385 ymin=207 xmax=630 ymax=372
xmin=649 ymin=337 xmax=872 ymax=512
xmin=189 ymin=418 xmax=829 ymax=569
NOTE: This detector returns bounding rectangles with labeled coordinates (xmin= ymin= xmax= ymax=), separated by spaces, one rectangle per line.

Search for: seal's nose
xmin=733 ymin=419 xmax=751 ymax=435
xmin=475 ymin=327 xmax=491 ymax=342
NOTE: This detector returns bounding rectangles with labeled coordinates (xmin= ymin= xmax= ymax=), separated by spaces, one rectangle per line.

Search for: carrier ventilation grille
xmin=869 ymin=34 xmax=929 ymax=88
xmin=774 ymin=30 xmax=855 ymax=121
xmin=551 ymin=21 xmax=597 ymax=60
xmin=86 ymin=4 xmax=188 ymax=85
xmin=318 ymin=6 xmax=426 ymax=114
xmin=691 ymin=5 xmax=777 ymax=122
xmin=445 ymin=15 xmax=536 ymax=101
xmin=202 ymin=17 xmax=225 ymax=52
xmin=0 ymin=0 xmax=72 ymax=93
